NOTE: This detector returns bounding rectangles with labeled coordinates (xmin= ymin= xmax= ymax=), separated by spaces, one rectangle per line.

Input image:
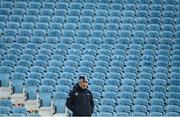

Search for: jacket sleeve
xmin=90 ymin=91 xmax=94 ymax=113
xmin=66 ymin=90 xmax=76 ymax=112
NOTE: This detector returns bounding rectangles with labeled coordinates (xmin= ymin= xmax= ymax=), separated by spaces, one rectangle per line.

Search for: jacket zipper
xmin=83 ymin=92 xmax=87 ymax=114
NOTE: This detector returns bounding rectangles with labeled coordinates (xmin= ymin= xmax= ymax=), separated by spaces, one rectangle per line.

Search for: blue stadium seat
xmin=101 ymin=99 xmax=116 ymax=107
xmin=134 ymin=98 xmax=148 ymax=106
xmin=12 ymin=73 xmax=25 ymax=93
xmin=57 ymin=79 xmax=72 ymax=87
xmin=39 ymin=85 xmax=54 ymax=107
xmin=115 ymin=105 xmax=131 ymax=113
xmin=55 ymin=85 xmax=70 ymax=93
xmin=102 ymin=91 xmax=118 ymax=100
xmin=99 ymin=105 xmax=114 ymax=114
xmin=12 ymin=106 xmax=26 ymax=114
xmin=25 ymin=79 xmax=39 ymax=100
xmin=53 ymin=92 xmax=67 ymax=113
xmin=0 ymin=99 xmax=12 ymax=107
xmin=118 ymin=99 xmax=132 ymax=106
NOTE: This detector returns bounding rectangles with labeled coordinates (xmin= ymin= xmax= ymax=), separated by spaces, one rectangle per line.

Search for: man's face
xmin=79 ymin=81 xmax=88 ymax=89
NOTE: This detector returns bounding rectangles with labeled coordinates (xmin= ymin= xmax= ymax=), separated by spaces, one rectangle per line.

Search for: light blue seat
xmin=28 ymin=72 xmax=42 ymax=80
xmin=50 ymin=23 xmax=63 ymax=30
xmin=95 ymin=61 xmax=108 ymax=68
xmin=119 ymin=90 xmax=134 ymax=99
xmin=12 ymin=73 xmax=25 ymax=93
xmin=67 ymin=54 xmax=80 ymax=62
xmin=149 ymin=112 xmax=163 ymax=116
xmin=101 ymin=99 xmax=116 ymax=107
xmin=80 ymin=60 xmax=94 ymax=68
xmin=84 ymin=3 xmax=96 ymax=9
xmin=52 ymin=16 xmax=65 ymax=23
xmin=25 ymin=79 xmax=39 ymax=100
xmin=39 ymin=85 xmax=54 ymax=107
xmin=115 ymin=112 xmax=129 ymax=116
xmin=55 ymin=85 xmax=70 ymax=93
xmin=115 ymin=105 xmax=130 ymax=113
xmin=91 ymin=71 xmax=105 ymax=80
xmin=92 ymin=92 xmax=101 ymax=101
xmin=89 ymin=85 xmax=103 ymax=93
xmin=82 ymin=9 xmax=94 ymax=16
xmin=0 ymin=106 xmax=11 ymax=115
xmin=40 ymin=9 xmax=53 ymax=16
xmin=107 ymin=73 xmax=121 ymax=80
xmin=153 ymin=79 xmax=166 ymax=86
xmin=93 ymin=67 xmax=107 ymax=75
xmin=60 ymin=72 xmax=74 ymax=81
xmin=134 ymin=98 xmax=148 ymax=106
xmin=137 ymin=85 xmax=151 ymax=93
xmin=118 ymin=99 xmax=132 ymax=106
xmin=104 ymin=85 xmax=119 ymax=93
xmin=121 ymin=85 xmax=134 ymax=93
xmin=2 ymin=60 xmax=15 ymax=68
xmin=124 ymin=73 xmax=136 ymax=80
xmin=168 ymin=98 xmax=180 ymax=106
xmin=29 ymin=2 xmax=41 ymax=9
xmin=133 ymin=105 xmax=147 ymax=113
xmin=153 ymin=86 xmax=166 ymax=93
xmin=48 ymin=30 xmax=61 ymax=38
xmin=11 ymin=8 xmax=25 ymax=15
xmin=97 ymin=3 xmax=109 ymax=10
xmin=165 ymin=112 xmax=179 ymax=116
xmin=124 ymin=66 xmax=138 ymax=74
xmin=89 ymin=79 xmax=104 ymax=86
xmin=99 ymin=105 xmax=114 ymax=113
xmin=34 ymin=60 xmax=47 ymax=68
xmin=122 ymin=79 xmax=135 ymax=86
xmin=167 ymin=92 xmax=180 ymax=99
xmin=1 ymin=2 xmax=13 ymax=8
xmin=53 ymin=92 xmax=67 ymax=113
xmin=12 ymin=106 xmax=26 ymax=114
xmin=62 ymin=66 xmax=76 ymax=74
xmin=68 ymin=49 xmax=81 ymax=56
xmin=67 ymin=16 xmax=79 ymax=23
xmin=132 ymin=112 xmax=146 ymax=116
xmin=57 ymin=3 xmax=68 ymax=9
xmin=41 ymin=79 xmax=56 ymax=87
xmin=170 ymin=79 xmax=180 ymax=86
xmin=140 ymin=67 xmax=153 ymax=74
xmin=151 ymin=92 xmax=166 ymax=99
xmin=0 ymin=99 xmax=12 ymax=108
xmin=64 ymin=60 xmax=78 ymax=68
xmin=109 ymin=66 xmax=122 ymax=73
xmin=57 ymin=79 xmax=72 ymax=87
xmin=150 ymin=105 xmax=164 ymax=113
xmin=30 ymin=66 xmax=44 ymax=74
xmin=138 ymin=79 xmax=151 ymax=87
xmin=102 ymin=91 xmax=118 ymax=100
xmin=136 ymin=92 xmax=149 ymax=99
xmin=47 ymin=66 xmax=61 ymax=75
xmin=166 ymin=105 xmax=180 ymax=114
xmin=80 ymin=16 xmax=92 ymax=23
xmin=51 ymin=54 xmax=64 ymax=61
xmin=110 ymin=60 xmax=124 ymax=68
xmin=96 ymin=112 xmax=113 ymax=116
xmin=55 ymin=9 xmax=67 ymax=17
xmin=151 ymin=98 xmax=164 ymax=106
xmin=105 ymin=79 xmax=119 ymax=86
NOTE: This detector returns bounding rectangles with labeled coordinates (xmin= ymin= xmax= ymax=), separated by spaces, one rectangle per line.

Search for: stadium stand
xmin=0 ymin=0 xmax=180 ymax=116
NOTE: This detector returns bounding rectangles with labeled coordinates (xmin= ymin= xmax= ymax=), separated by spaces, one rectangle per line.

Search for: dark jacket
xmin=66 ymin=83 xmax=94 ymax=116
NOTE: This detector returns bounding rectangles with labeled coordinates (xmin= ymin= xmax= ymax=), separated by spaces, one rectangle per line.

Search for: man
xmin=66 ymin=75 xmax=94 ymax=116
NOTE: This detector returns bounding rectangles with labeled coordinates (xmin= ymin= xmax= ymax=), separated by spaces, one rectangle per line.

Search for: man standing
xmin=66 ymin=75 xmax=94 ymax=116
